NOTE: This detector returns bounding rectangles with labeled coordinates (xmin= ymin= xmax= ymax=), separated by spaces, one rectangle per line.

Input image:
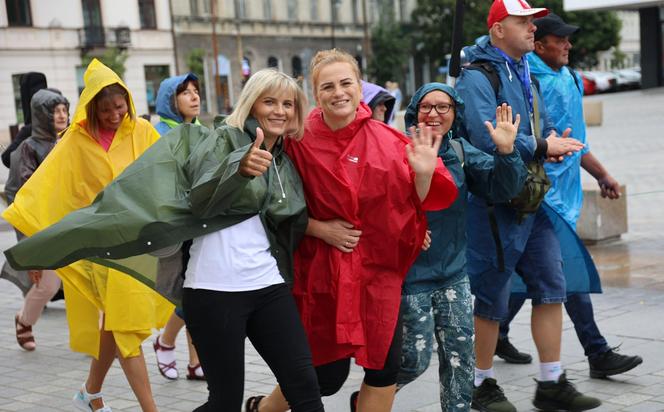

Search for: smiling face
xmin=52 ymin=103 xmax=69 ymax=133
xmin=96 ymin=94 xmax=128 ymax=131
xmin=175 ymin=81 xmax=200 ymax=123
xmin=314 ymin=62 xmax=362 ymax=130
xmin=416 ymin=90 xmax=455 ymax=138
xmin=250 ymin=89 xmax=295 ymax=142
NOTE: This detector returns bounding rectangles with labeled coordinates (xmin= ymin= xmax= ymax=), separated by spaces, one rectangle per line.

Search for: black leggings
xmin=183 ymin=284 xmax=324 ymax=412
xmin=316 ymin=311 xmax=403 ymax=396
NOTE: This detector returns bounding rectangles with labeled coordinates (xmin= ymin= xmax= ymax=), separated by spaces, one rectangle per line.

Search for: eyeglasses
xmin=417 ymin=103 xmax=454 ymax=115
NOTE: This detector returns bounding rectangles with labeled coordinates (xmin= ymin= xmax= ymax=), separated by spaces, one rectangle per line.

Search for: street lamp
xmin=331 ymin=0 xmax=342 ymax=48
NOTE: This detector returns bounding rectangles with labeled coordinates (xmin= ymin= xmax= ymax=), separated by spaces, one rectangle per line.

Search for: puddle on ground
xmin=587 ymin=234 xmax=664 ymax=290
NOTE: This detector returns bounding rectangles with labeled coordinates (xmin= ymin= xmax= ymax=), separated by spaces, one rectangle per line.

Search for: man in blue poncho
xmin=455 ymin=1 xmax=601 ymax=411
xmin=496 ymin=12 xmax=643 ymax=380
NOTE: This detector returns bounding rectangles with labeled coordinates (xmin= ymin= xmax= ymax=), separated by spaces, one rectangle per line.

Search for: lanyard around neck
xmin=493 ymin=47 xmax=534 ymax=113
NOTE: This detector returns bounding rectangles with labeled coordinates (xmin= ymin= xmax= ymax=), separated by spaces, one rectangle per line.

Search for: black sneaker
xmin=495 ymin=336 xmax=533 ymax=364
xmin=533 ymin=372 xmax=601 ymax=411
xmin=472 ymin=378 xmax=516 ymax=412
xmin=589 ymin=347 xmax=643 ymax=378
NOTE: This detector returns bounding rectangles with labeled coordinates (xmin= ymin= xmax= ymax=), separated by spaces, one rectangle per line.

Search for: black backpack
xmin=462 ymin=61 xmax=552 ymax=271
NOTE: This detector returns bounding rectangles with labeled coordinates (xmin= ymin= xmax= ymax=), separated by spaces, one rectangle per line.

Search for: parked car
xmin=578 ymin=71 xmax=597 ymax=95
xmin=613 ymin=68 xmax=641 ymax=90
xmin=582 ymin=71 xmax=619 ymax=93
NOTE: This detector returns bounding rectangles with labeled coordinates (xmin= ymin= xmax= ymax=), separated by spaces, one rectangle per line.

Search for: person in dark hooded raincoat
xmin=3 ymin=88 xmax=69 ymax=352
xmin=2 ymin=72 xmax=48 ymax=167
xmin=361 ymin=80 xmax=396 ymax=124
xmin=395 ymin=83 xmax=526 ymax=412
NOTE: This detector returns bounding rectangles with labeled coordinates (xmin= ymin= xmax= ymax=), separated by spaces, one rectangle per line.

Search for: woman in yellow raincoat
xmin=2 ymin=59 xmax=173 ymax=412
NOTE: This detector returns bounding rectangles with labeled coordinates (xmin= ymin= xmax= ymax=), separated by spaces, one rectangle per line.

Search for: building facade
xmin=564 ymin=0 xmax=664 ymax=88
xmin=1 ymin=0 xmax=175 ymax=142
xmin=171 ymin=0 xmax=416 ymax=115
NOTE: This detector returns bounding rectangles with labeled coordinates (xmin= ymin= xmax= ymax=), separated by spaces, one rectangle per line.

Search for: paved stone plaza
xmin=0 ymin=88 xmax=663 ymax=411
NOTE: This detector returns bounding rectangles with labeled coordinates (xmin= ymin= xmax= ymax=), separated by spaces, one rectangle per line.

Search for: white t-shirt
xmin=183 ymin=215 xmax=284 ymax=291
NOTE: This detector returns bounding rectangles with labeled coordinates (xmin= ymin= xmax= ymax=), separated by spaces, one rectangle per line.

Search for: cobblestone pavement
xmin=0 ymin=88 xmax=663 ymax=411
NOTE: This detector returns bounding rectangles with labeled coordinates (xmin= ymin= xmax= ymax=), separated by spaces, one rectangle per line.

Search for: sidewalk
xmin=0 ymin=88 xmax=663 ymax=411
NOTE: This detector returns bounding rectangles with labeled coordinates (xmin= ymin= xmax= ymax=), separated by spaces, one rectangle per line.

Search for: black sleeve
xmin=2 ymin=125 xmax=31 ymax=168
xmin=534 ymin=137 xmax=548 ymax=161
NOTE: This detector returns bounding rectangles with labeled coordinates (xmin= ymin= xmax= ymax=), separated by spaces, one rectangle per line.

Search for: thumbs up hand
xmin=239 ymin=127 xmax=274 ymax=177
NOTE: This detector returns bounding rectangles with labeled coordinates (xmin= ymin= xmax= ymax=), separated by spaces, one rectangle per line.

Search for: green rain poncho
xmin=5 ymin=118 xmax=308 ymax=304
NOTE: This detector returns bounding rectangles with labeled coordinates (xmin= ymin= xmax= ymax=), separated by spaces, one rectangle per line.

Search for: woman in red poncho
xmin=246 ymin=49 xmax=457 ymax=412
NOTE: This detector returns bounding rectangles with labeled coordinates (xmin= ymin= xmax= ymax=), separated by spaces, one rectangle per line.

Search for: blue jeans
xmin=397 ymin=278 xmax=475 ymax=412
xmin=470 ymin=208 xmax=567 ymax=322
xmin=500 ymin=292 xmax=609 ymax=359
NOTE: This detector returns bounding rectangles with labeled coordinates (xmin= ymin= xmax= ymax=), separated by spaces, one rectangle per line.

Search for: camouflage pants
xmin=397 ymin=277 xmax=475 ymax=412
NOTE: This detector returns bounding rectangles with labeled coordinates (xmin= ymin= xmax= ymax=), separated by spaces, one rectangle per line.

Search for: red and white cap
xmin=487 ymin=0 xmax=548 ymax=28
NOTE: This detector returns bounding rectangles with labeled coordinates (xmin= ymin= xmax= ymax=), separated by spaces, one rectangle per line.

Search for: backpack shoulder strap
xmin=570 ymin=69 xmax=581 ymax=94
xmin=529 ymin=73 xmax=540 ymax=93
xmin=465 ymin=60 xmax=500 ymax=97
xmin=448 ymin=138 xmax=464 ymax=166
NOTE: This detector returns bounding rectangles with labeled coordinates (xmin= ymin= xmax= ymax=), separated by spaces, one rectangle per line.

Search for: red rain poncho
xmin=287 ymin=103 xmax=458 ymax=369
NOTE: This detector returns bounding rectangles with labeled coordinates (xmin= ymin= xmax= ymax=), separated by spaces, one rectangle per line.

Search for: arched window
xmin=267 ymin=56 xmax=279 ymax=68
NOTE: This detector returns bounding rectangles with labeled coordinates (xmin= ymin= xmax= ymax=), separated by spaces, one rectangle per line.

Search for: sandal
xmin=153 ymin=335 xmax=178 ymax=380
xmin=245 ymin=395 xmax=265 ymax=412
xmin=72 ymin=383 xmax=112 ymax=411
xmin=186 ymin=363 xmax=206 ymax=381
xmin=350 ymin=391 xmax=359 ymax=412
xmin=15 ymin=314 xmax=36 ymax=351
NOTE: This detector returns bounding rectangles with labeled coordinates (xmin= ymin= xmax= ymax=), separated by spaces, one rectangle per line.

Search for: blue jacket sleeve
xmin=456 ymin=69 xmax=537 ymax=162
xmin=462 ymin=138 xmax=528 ymax=203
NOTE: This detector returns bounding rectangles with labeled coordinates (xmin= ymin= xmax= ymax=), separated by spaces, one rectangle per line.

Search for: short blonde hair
xmin=225 ymin=69 xmax=307 ymax=138
xmin=86 ymin=83 xmax=134 ymax=140
xmin=310 ymin=48 xmax=362 ymax=93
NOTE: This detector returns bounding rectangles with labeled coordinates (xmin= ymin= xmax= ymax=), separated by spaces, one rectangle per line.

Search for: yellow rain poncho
xmin=2 ymin=59 xmax=173 ymax=358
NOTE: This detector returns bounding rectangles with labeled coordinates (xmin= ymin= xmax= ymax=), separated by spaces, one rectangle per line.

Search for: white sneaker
xmin=72 ymin=383 xmax=112 ymax=412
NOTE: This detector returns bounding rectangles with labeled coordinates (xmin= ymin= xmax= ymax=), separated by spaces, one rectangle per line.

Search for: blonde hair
xmin=310 ymin=48 xmax=362 ymax=92
xmin=85 ymin=83 xmax=135 ymax=139
xmin=225 ymin=69 xmax=307 ymax=138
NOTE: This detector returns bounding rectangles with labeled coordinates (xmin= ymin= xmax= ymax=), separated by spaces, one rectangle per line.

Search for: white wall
xmin=30 ymin=0 xmax=83 ymax=28
xmin=155 ymin=0 xmax=172 ymax=30
xmin=564 ymin=0 xmax=664 ymax=11
xmin=0 ymin=49 xmax=81 ymax=141
xmin=124 ymin=52 xmax=175 ymax=115
xmin=0 ymin=0 xmax=174 ymax=141
xmin=102 ymin=0 xmax=139 ymax=28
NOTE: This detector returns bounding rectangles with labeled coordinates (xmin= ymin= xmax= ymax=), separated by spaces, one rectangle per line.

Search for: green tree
xmin=530 ymin=0 xmax=621 ymax=68
xmin=82 ymin=47 xmax=128 ymax=78
xmin=410 ymin=0 xmax=621 ymax=69
xmin=185 ymin=48 xmax=208 ymax=112
xmin=410 ymin=0 xmax=490 ymax=68
xmin=368 ymin=21 xmax=411 ymax=86
xmin=185 ymin=48 xmax=206 ymax=77
xmin=367 ymin=0 xmax=412 ymax=86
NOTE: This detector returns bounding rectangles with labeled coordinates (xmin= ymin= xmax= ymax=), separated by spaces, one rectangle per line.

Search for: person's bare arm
xmin=581 ymin=152 xmax=621 ymax=199
xmin=306 ymin=218 xmax=362 ymax=253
